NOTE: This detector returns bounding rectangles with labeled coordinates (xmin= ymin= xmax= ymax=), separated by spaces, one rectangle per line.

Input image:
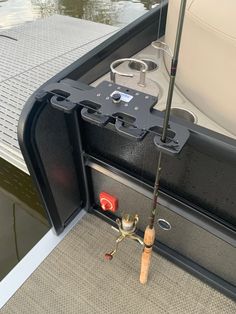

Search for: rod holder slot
xmin=41 ymin=80 xmax=189 ymax=155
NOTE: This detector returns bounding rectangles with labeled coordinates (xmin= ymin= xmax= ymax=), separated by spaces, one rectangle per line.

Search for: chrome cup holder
xmin=151 ymin=41 xmax=173 ymax=59
xmin=109 ymin=58 xmax=160 ymax=98
xmin=162 ymin=108 xmax=197 ymax=124
xmin=128 ymin=59 xmax=158 ymax=72
xmin=110 ymin=58 xmax=148 ymax=87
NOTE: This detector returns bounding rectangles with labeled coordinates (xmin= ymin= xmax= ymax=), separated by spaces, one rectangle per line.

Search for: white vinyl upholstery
xmin=165 ymin=0 xmax=236 ymax=135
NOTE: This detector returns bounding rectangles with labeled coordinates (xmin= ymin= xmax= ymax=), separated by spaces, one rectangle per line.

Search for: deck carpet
xmin=2 ymin=214 xmax=236 ymax=313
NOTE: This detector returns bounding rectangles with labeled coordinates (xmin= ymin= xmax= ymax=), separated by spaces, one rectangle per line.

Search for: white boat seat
xmin=165 ymin=0 xmax=236 ymax=136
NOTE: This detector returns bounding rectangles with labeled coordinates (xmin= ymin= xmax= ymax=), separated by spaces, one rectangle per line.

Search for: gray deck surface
xmin=0 ymin=15 xmax=117 ymax=172
xmin=2 ymin=214 xmax=236 ymax=314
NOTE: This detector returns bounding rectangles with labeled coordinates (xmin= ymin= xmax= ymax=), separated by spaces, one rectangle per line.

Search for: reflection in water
xmin=31 ymin=0 xmax=61 ymax=17
xmin=31 ymin=0 xmax=119 ymax=25
xmin=139 ymin=0 xmax=158 ymax=10
xmin=0 ymin=0 xmax=160 ymax=30
xmin=0 ymin=158 xmax=49 ymax=280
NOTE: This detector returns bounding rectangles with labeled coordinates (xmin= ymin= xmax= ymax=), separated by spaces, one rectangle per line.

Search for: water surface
xmin=0 ymin=0 xmax=159 ymax=30
xmin=0 ymin=157 xmax=49 ymax=280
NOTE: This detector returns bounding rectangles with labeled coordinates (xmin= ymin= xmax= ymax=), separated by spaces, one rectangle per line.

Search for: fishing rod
xmin=140 ymin=0 xmax=187 ymax=284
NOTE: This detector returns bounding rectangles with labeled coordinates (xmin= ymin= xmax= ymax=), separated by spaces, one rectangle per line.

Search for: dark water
xmin=0 ymin=0 xmax=160 ymax=30
xmin=0 ymin=157 xmax=49 ymax=280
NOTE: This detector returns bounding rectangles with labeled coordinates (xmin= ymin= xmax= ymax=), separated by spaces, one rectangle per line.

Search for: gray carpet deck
xmin=2 ymin=214 xmax=236 ymax=313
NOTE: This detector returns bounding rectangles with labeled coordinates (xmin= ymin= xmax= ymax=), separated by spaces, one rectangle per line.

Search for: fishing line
xmin=157 ymin=0 xmax=163 ymax=42
xmin=138 ymin=0 xmax=165 ymax=198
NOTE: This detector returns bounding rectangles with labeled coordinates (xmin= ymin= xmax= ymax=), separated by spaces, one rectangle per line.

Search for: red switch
xmin=99 ymin=192 xmax=118 ymax=213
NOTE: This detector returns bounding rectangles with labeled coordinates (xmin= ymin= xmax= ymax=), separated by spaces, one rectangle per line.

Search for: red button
xmin=99 ymin=192 xmax=118 ymax=213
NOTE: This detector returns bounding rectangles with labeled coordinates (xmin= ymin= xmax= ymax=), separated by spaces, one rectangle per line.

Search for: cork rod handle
xmin=140 ymin=226 xmax=155 ymax=284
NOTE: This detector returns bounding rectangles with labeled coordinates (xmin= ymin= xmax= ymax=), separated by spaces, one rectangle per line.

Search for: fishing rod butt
xmin=140 ymin=225 xmax=155 ymax=284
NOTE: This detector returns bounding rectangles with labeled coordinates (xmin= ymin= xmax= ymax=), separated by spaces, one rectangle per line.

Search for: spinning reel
xmin=105 ymin=213 xmax=143 ymax=260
